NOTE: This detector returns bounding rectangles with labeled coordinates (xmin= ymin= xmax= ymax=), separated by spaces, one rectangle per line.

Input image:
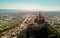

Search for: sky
xmin=0 ymin=0 xmax=60 ymax=11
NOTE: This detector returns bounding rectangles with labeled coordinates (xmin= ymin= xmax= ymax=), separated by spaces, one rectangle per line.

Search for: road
xmin=1 ymin=14 xmax=34 ymax=38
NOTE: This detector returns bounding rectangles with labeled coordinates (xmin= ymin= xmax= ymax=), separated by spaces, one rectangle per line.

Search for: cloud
xmin=0 ymin=4 xmax=60 ymax=11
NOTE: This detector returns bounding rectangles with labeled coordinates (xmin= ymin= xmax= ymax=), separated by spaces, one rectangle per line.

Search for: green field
xmin=0 ymin=20 xmax=18 ymax=31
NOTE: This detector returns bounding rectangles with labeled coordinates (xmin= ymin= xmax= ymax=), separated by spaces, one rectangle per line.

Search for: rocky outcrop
xmin=25 ymin=13 xmax=49 ymax=38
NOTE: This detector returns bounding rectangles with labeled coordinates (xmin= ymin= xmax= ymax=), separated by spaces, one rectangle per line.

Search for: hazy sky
xmin=0 ymin=0 xmax=60 ymax=11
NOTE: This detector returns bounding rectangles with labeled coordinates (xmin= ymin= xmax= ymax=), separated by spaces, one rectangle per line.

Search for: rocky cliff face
xmin=26 ymin=13 xmax=49 ymax=31
xmin=25 ymin=13 xmax=49 ymax=38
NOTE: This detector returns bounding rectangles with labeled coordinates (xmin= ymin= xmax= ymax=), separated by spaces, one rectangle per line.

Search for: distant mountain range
xmin=43 ymin=11 xmax=60 ymax=16
xmin=0 ymin=9 xmax=60 ymax=15
xmin=0 ymin=9 xmax=24 ymax=13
